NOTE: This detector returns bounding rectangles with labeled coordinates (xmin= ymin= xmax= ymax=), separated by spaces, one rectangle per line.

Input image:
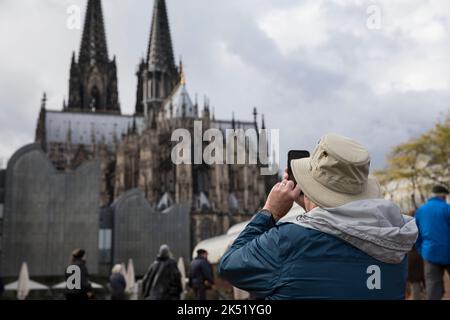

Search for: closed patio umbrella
xmin=177 ymin=257 xmax=188 ymax=299
xmin=17 ymin=262 xmax=29 ymax=300
xmin=126 ymin=259 xmax=135 ymax=292
xmin=4 ymin=262 xmax=49 ymax=300
xmin=126 ymin=259 xmax=137 ymax=299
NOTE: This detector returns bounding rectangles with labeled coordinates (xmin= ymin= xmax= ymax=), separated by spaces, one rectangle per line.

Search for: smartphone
xmin=287 ymin=150 xmax=310 ymax=185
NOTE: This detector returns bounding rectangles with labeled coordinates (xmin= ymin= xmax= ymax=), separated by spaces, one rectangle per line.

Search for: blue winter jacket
xmin=219 ymin=200 xmax=418 ymax=300
xmin=415 ymin=197 xmax=450 ymax=265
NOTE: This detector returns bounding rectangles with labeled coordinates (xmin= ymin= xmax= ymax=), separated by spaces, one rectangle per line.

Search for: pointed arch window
xmin=90 ymin=86 xmax=101 ymax=111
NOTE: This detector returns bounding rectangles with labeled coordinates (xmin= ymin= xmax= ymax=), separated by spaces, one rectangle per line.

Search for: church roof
xmin=163 ymin=83 xmax=197 ymax=118
xmin=45 ymin=111 xmax=144 ymax=151
xmin=212 ymin=119 xmax=255 ymax=132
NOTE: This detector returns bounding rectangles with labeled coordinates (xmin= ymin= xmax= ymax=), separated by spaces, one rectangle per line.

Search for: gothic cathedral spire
xmin=67 ymin=0 xmax=121 ymax=114
xmin=147 ymin=0 xmax=176 ymax=72
xmin=135 ymin=0 xmax=180 ymax=117
xmin=79 ymin=0 xmax=109 ymax=65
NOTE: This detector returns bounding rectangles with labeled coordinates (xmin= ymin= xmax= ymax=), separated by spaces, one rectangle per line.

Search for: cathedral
xmin=34 ymin=0 xmax=275 ymax=247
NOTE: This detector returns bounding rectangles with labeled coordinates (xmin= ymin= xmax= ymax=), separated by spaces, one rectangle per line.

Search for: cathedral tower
xmin=135 ymin=0 xmax=180 ymax=119
xmin=67 ymin=0 xmax=120 ymax=114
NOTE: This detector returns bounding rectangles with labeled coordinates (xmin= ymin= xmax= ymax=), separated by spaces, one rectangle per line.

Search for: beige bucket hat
xmin=291 ymin=134 xmax=381 ymax=208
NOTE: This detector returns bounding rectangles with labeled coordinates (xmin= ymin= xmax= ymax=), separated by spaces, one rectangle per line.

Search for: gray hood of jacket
xmin=291 ymin=199 xmax=418 ymax=264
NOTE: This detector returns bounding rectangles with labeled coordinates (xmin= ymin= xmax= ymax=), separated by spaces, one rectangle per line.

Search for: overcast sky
xmin=1 ymin=0 xmax=449 ymax=170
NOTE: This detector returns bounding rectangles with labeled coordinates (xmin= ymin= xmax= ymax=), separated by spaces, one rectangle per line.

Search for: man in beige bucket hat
xmin=220 ymin=134 xmax=418 ymax=299
xmin=290 ymin=133 xmax=381 ymax=209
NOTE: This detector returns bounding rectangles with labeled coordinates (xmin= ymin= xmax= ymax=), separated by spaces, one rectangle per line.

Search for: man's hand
xmin=283 ymin=168 xmax=305 ymax=210
xmin=263 ymin=179 xmax=301 ymax=222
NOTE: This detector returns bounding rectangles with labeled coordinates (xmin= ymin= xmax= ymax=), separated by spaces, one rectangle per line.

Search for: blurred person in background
xmin=65 ymin=248 xmax=93 ymax=300
xmin=415 ymin=185 xmax=450 ymax=300
xmin=142 ymin=244 xmax=182 ymax=300
xmin=189 ymin=249 xmax=214 ymax=300
xmin=110 ymin=264 xmax=127 ymax=300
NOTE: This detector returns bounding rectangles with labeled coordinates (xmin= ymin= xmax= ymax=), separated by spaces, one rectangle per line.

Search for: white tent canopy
xmin=4 ymin=280 xmax=49 ymax=291
xmin=52 ymin=281 xmax=103 ymax=289
xmin=193 ymin=205 xmax=304 ymax=264
xmin=226 ymin=221 xmax=249 ymax=235
xmin=192 ymin=233 xmax=239 ymax=264
xmin=4 ymin=262 xmax=50 ymax=300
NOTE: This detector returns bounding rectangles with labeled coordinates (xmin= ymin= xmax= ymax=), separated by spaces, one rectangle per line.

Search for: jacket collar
xmin=290 ymin=199 xmax=418 ymax=264
xmin=429 ymin=197 xmax=446 ymax=203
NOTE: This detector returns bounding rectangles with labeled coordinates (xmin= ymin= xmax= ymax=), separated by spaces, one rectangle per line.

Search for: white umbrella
xmin=17 ymin=262 xmax=30 ymax=300
xmin=126 ymin=259 xmax=135 ymax=292
xmin=5 ymin=280 xmax=49 ymax=292
xmin=177 ymin=257 xmax=187 ymax=292
xmin=178 ymin=257 xmax=188 ymax=300
xmin=4 ymin=262 xmax=49 ymax=300
xmin=126 ymin=259 xmax=138 ymax=300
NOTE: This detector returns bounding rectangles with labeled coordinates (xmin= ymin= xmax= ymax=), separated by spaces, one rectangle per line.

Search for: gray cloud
xmin=0 ymin=0 xmax=449 ymax=171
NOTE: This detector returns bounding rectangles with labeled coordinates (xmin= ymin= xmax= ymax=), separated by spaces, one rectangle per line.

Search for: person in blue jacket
xmin=219 ymin=134 xmax=418 ymax=300
xmin=415 ymin=185 xmax=450 ymax=300
xmin=189 ymin=249 xmax=215 ymax=300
